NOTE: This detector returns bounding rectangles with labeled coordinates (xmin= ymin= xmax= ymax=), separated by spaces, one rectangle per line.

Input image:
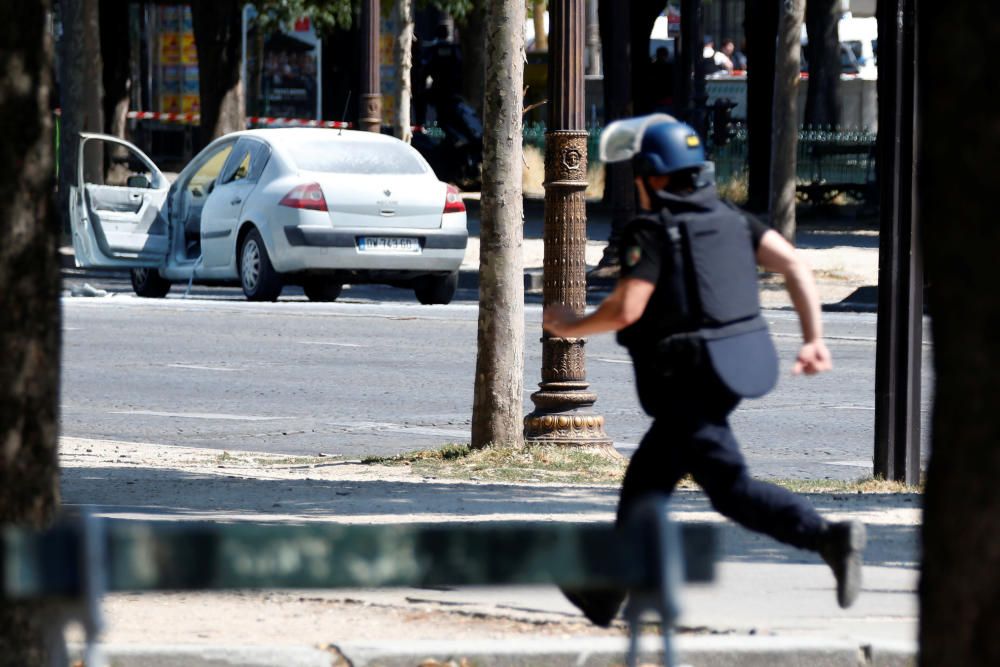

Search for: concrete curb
xmin=73 ymin=637 xmax=916 ymax=667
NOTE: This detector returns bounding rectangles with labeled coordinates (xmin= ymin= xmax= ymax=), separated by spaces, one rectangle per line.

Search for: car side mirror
xmin=127 ymin=175 xmax=151 ymax=189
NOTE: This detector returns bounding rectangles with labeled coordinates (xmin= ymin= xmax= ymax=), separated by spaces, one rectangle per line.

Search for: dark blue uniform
xmin=615 ymin=184 xmax=827 ymax=552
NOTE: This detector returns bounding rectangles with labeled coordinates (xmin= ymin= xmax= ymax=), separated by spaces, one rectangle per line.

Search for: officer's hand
xmin=793 ymin=340 xmax=833 ymax=375
xmin=543 ymin=304 xmax=578 ymax=337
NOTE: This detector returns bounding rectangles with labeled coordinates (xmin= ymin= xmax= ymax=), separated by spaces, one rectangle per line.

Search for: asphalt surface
xmin=60 ymin=285 xmax=931 ymax=480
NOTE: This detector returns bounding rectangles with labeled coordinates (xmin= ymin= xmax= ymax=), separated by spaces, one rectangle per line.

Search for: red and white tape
xmin=248 ymin=116 xmax=351 ymax=128
xmin=127 ymin=110 xmax=201 ymax=124
xmin=124 ymin=110 xmax=352 ymax=129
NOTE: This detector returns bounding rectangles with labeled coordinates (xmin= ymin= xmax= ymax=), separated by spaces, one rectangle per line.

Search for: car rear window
xmin=286 ymin=139 xmax=428 ymax=175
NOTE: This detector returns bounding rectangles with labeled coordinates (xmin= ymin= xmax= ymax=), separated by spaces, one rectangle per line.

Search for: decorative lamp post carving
xmin=524 ymin=0 xmax=612 ymax=450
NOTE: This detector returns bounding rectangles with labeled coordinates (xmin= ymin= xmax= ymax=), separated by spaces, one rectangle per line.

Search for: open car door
xmin=69 ymin=133 xmax=171 ymax=268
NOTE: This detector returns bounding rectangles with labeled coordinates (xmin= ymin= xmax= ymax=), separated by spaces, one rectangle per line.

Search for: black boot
xmin=819 ymin=520 xmax=867 ymax=609
xmin=560 ymin=587 xmax=626 ymax=627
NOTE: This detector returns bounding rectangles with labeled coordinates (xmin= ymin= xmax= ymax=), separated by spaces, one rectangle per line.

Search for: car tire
xmin=130 ymin=268 xmax=171 ymax=298
xmin=303 ymin=278 xmax=343 ymax=302
xmin=239 ymin=228 xmax=283 ymax=302
xmin=414 ymin=271 xmax=458 ymax=305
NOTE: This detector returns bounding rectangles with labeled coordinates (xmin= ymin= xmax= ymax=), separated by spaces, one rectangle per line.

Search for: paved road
xmin=61 ymin=281 xmax=932 ymax=480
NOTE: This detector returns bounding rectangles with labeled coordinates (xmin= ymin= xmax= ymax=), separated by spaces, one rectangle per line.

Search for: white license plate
xmin=357 ymin=236 xmax=421 ymax=253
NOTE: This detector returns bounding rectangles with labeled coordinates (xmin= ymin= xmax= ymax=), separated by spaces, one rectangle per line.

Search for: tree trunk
xmin=0 ymin=1 xmax=62 ymax=663
xmin=769 ymin=0 xmax=804 ymax=240
xmin=100 ymin=0 xmax=131 ymax=139
xmin=745 ymin=0 xmax=779 ymax=213
xmin=532 ymin=0 xmax=548 ymax=51
xmin=470 ymin=0 xmax=525 ymax=449
xmin=918 ymin=1 xmax=1000 ymax=663
xmin=190 ymin=0 xmax=245 ymax=150
xmin=394 ymin=0 xmax=414 ymax=143
xmin=804 ymin=0 xmax=841 ymax=128
xmin=57 ymin=0 xmax=104 ymax=231
xmin=248 ymin=20 xmax=265 ymax=117
xmin=457 ymin=0 xmax=487 ymax=113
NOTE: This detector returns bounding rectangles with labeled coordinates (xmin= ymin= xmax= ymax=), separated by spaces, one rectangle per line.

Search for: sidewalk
xmin=60 ymin=437 xmax=919 ymax=666
xmin=461 ymin=198 xmax=881 ymax=312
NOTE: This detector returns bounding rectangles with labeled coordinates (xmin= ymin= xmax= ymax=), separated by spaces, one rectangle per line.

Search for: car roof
xmin=235 ymin=127 xmax=404 ymax=145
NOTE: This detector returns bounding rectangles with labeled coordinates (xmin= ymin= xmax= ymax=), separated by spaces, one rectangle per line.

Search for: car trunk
xmin=310 ymin=173 xmax=445 ymax=230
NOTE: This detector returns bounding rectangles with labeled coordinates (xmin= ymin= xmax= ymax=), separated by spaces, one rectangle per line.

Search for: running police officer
xmin=544 ymin=115 xmax=866 ymax=626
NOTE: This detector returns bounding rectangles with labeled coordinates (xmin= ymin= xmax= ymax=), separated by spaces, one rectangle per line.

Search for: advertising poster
xmin=379 ymin=14 xmax=397 ymax=125
xmin=154 ymin=5 xmax=199 ymax=115
xmin=242 ymin=6 xmax=322 ymax=120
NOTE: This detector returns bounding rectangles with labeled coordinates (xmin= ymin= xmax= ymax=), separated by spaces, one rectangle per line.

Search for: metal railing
xmin=711 ymin=124 xmax=877 ymax=203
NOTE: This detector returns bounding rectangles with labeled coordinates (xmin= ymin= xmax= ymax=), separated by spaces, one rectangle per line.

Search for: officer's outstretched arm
xmin=543 ymin=278 xmax=655 ymax=338
xmin=755 ymin=230 xmax=833 ymax=375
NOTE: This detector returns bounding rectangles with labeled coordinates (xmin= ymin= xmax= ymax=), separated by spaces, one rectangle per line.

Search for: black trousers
xmin=619 ymin=359 xmax=827 ymax=552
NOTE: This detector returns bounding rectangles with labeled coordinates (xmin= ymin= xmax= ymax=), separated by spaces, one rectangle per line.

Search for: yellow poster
xmin=160 ymin=32 xmax=181 ymax=64
xmin=182 ymin=94 xmax=201 ymax=114
xmin=379 ymin=34 xmax=394 ymax=66
xmin=382 ymin=94 xmax=395 ymax=124
xmin=161 ymin=94 xmax=181 ymax=113
xmin=181 ymin=32 xmax=198 ymax=64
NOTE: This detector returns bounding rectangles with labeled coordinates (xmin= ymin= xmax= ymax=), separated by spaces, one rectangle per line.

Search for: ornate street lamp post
xmin=524 ymin=0 xmax=611 ymax=450
xmin=360 ymin=0 xmax=381 ymax=132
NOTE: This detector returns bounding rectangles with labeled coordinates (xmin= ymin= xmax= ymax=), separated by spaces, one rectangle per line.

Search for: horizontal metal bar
xmin=3 ymin=519 xmax=715 ymax=599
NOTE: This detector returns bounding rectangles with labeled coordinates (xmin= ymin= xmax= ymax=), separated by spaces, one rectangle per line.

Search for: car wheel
xmin=239 ymin=228 xmax=283 ymax=301
xmin=303 ymin=278 xmax=343 ymax=302
xmin=414 ymin=271 xmax=458 ymax=305
xmin=130 ymin=268 xmax=171 ymax=298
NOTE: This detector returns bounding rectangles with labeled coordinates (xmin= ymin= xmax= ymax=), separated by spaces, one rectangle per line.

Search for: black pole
xmin=679 ymin=0 xmax=706 ymax=137
xmin=744 ymin=0 xmax=779 ymax=213
xmin=874 ymin=0 xmax=922 ymax=484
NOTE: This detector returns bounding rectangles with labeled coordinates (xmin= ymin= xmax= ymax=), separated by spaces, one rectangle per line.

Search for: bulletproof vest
xmin=616 ymin=196 xmax=765 ymax=350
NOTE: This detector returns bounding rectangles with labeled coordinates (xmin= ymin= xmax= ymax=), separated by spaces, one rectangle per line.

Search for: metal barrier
xmin=2 ymin=497 xmax=715 ymax=667
xmin=711 ymin=124 xmax=878 ymax=204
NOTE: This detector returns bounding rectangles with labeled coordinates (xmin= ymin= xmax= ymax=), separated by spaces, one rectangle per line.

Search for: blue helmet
xmin=633 ymin=121 xmax=706 ymax=176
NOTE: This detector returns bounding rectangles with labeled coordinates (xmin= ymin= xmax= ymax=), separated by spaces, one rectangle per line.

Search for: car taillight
xmin=443 ymin=184 xmax=466 ymax=213
xmin=280 ymin=183 xmax=328 ymax=211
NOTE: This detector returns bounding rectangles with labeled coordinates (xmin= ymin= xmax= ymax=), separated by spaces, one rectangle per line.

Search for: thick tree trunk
xmin=470 ymin=0 xmax=525 ymax=449
xmin=745 ymin=0 xmax=779 ymax=213
xmin=457 ymin=1 xmax=487 ymax=113
xmin=0 ymin=1 xmax=62 ymax=663
xmin=394 ymin=0 xmax=414 ymax=143
xmin=769 ymin=0 xmax=804 ymax=240
xmin=918 ymin=1 xmax=1000 ymax=663
xmin=190 ymin=0 xmax=245 ymax=150
xmin=804 ymin=0 xmax=841 ymax=128
xmin=57 ymin=0 xmax=104 ymax=231
xmin=100 ymin=0 xmax=131 ymax=138
xmin=248 ymin=22 xmax=265 ymax=117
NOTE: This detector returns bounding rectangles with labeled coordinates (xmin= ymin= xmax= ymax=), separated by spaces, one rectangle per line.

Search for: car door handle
xmin=230 ymin=198 xmax=242 ymax=206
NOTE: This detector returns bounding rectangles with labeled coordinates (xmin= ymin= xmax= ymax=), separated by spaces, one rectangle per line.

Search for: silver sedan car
xmin=69 ymin=128 xmax=468 ymax=303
